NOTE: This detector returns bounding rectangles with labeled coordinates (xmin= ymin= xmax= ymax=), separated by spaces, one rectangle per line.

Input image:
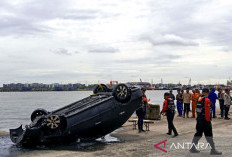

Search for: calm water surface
xmin=0 ymin=90 xmax=220 ymax=132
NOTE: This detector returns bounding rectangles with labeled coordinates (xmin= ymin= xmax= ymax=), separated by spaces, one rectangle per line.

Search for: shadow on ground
xmin=0 ymin=135 xmax=121 ymax=157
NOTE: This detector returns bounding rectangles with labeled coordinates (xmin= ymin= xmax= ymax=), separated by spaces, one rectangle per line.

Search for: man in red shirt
xmin=161 ymin=92 xmax=178 ymax=137
xmin=189 ymin=88 xmax=222 ymax=155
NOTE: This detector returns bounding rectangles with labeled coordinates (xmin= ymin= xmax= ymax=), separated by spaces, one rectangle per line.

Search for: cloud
xmin=144 ymin=0 xmax=232 ymax=49
xmin=88 ymin=47 xmax=120 ymax=53
xmin=63 ymin=9 xmax=103 ymax=20
xmin=141 ymin=34 xmax=199 ymax=46
xmin=115 ymin=53 xmax=181 ymax=65
xmin=0 ymin=0 xmax=121 ymax=36
xmin=0 ymin=0 xmax=232 ymax=86
xmin=73 ymin=51 xmax=80 ymax=54
xmin=0 ymin=20 xmax=50 ymax=36
xmin=51 ymin=48 xmax=72 ymax=55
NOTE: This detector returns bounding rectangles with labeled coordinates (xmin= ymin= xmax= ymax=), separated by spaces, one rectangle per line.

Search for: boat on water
xmin=10 ymin=84 xmax=142 ymax=146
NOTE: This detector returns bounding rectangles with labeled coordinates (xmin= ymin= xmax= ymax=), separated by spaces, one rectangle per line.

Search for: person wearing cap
xmin=161 ymin=92 xmax=178 ymax=137
xmin=208 ymin=88 xmax=218 ymax=118
xmin=176 ymin=89 xmax=183 ymax=117
xmin=218 ymin=88 xmax=225 ymax=118
xmin=136 ymin=87 xmax=149 ymax=132
xmin=224 ymin=89 xmax=231 ymax=120
xmin=189 ymin=88 xmax=222 ymax=155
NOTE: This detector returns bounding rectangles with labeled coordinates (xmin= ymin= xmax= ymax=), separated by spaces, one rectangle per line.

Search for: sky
xmin=0 ymin=0 xmax=232 ymax=86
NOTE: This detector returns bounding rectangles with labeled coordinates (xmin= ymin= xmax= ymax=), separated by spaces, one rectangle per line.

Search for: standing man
xmin=183 ymin=88 xmax=191 ymax=118
xmin=189 ymin=88 xmax=222 ymax=155
xmin=176 ymin=89 xmax=183 ymax=117
xmin=169 ymin=90 xmax=175 ymax=101
xmin=191 ymin=89 xmax=199 ymax=118
xmin=161 ymin=93 xmax=178 ymax=137
xmin=224 ymin=89 xmax=231 ymax=120
xmin=196 ymin=88 xmax=201 ymax=95
xmin=218 ymin=88 xmax=225 ymax=118
xmin=136 ymin=87 xmax=148 ymax=132
xmin=208 ymin=88 xmax=218 ymax=118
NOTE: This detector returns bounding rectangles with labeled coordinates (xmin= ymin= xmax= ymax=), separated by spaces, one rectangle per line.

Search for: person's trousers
xmin=166 ymin=111 xmax=178 ymax=135
xmin=211 ymin=103 xmax=216 ymax=117
xmin=177 ymin=102 xmax=182 ymax=116
xmin=192 ymin=101 xmax=197 ymax=118
xmin=138 ymin=116 xmax=144 ymax=130
xmin=184 ymin=103 xmax=190 ymax=116
xmin=219 ymin=100 xmax=224 ymax=117
xmin=191 ymin=120 xmax=215 ymax=150
xmin=225 ymin=105 xmax=230 ymax=118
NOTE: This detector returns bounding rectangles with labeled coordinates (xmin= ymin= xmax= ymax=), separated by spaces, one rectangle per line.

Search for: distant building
xmin=127 ymin=82 xmax=151 ymax=88
xmin=2 ymin=82 xmax=86 ymax=91
xmin=227 ymin=80 xmax=232 ymax=87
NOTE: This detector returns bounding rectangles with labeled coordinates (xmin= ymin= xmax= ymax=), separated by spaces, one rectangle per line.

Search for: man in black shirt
xmin=169 ymin=90 xmax=175 ymax=101
xmin=136 ymin=87 xmax=148 ymax=133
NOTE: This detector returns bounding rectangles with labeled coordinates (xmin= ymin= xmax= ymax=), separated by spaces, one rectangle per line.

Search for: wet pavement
xmin=0 ymin=134 xmax=121 ymax=157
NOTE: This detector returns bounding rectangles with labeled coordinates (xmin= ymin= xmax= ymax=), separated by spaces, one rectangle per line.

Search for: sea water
xmin=0 ymin=90 xmax=220 ymax=132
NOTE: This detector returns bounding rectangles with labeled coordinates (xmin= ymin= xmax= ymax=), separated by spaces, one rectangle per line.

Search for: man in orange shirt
xmin=191 ymin=89 xmax=199 ymax=118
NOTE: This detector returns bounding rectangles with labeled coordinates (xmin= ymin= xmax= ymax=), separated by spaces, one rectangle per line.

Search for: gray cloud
xmin=0 ymin=0 xmax=121 ymax=36
xmin=115 ymin=53 xmax=180 ymax=65
xmin=0 ymin=0 xmax=231 ymax=85
xmin=88 ymin=47 xmax=120 ymax=53
xmin=63 ymin=11 xmax=120 ymax=20
xmin=0 ymin=16 xmax=51 ymax=36
xmin=145 ymin=0 xmax=232 ymax=49
xmin=141 ymin=34 xmax=199 ymax=46
xmin=51 ymin=48 xmax=72 ymax=56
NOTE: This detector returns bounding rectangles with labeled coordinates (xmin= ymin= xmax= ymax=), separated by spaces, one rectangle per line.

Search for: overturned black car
xmin=10 ymin=84 xmax=142 ymax=146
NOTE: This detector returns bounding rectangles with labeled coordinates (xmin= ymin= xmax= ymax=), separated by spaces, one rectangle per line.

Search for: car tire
xmin=31 ymin=108 xmax=48 ymax=122
xmin=93 ymin=84 xmax=108 ymax=94
xmin=113 ymin=84 xmax=131 ymax=103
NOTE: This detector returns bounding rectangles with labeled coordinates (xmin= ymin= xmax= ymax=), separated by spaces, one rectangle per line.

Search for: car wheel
xmin=31 ymin=108 xmax=48 ymax=122
xmin=93 ymin=84 xmax=108 ymax=94
xmin=113 ymin=84 xmax=131 ymax=103
xmin=46 ymin=115 xmax=60 ymax=129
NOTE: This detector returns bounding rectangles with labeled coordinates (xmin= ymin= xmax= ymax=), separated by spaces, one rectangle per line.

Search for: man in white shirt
xmin=224 ymin=89 xmax=231 ymax=120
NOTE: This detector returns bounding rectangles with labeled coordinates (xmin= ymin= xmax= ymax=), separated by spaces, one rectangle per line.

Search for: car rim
xmin=116 ymin=85 xmax=128 ymax=98
xmin=46 ymin=115 xmax=60 ymax=129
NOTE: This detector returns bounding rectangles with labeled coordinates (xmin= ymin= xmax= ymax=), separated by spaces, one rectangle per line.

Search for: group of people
xmin=136 ymin=87 xmax=231 ymax=155
xmin=174 ymin=88 xmax=231 ymax=120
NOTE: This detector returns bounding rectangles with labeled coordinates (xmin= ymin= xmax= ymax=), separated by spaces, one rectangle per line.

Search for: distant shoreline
xmin=0 ymin=89 xmax=92 ymax=92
